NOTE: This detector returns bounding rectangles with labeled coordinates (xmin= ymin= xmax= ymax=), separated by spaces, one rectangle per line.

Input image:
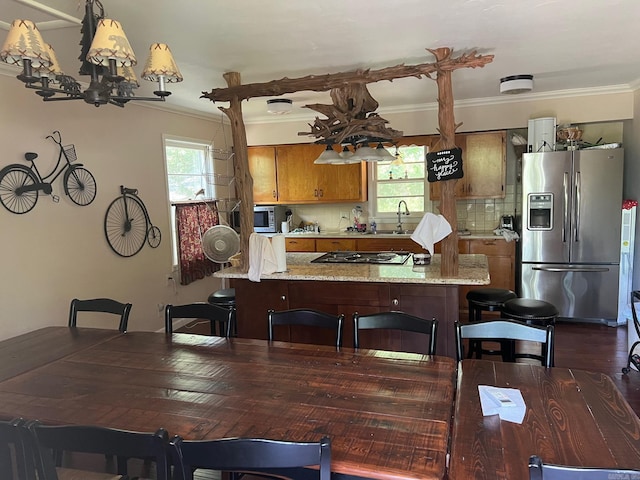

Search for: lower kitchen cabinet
xmin=232 ymin=278 xmax=459 ymax=357
xmin=356 ymin=237 xmax=423 ymax=253
xmin=316 ymin=238 xmax=357 ymax=252
xmin=284 ymin=238 xmax=316 ymax=252
xmin=433 ymin=237 xmax=515 ymax=320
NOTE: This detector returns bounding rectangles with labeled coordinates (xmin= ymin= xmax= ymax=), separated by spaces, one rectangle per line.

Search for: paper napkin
xmin=478 ymin=385 xmax=526 ymax=424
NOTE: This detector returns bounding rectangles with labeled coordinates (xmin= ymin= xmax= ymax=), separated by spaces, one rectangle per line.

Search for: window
xmin=369 ymin=145 xmax=428 ymax=219
xmin=163 ymin=136 xmax=216 ymax=265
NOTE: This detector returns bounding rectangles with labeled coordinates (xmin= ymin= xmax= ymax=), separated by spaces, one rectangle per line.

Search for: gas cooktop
xmin=311 ymin=251 xmax=411 ymax=265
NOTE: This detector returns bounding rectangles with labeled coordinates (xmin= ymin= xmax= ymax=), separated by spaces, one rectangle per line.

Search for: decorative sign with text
xmin=426 ymin=148 xmax=464 ymax=183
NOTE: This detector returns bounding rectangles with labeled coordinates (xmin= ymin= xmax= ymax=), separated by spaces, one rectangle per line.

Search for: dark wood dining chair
xmin=528 ymin=455 xmax=640 ymax=479
xmin=268 ymin=309 xmax=344 ymax=348
xmin=68 ymin=298 xmax=132 ymax=333
xmin=165 ymin=302 xmax=234 ymax=336
xmin=455 ymin=319 xmax=555 ymax=367
xmin=169 ymin=435 xmax=331 ymax=480
xmin=353 ymin=311 xmax=438 ymax=355
xmin=27 ymin=421 xmax=170 ymax=480
xmin=0 ymin=418 xmax=37 ymax=480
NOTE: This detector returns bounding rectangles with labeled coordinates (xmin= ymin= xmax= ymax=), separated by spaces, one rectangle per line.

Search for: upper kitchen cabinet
xmin=274 ymin=144 xmax=367 ymax=204
xmin=248 ymin=146 xmax=278 ymax=203
xmin=429 ymin=130 xmax=506 ymax=200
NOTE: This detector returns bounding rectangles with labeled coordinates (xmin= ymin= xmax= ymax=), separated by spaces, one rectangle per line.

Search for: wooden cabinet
xmin=459 ymin=238 xmax=515 ymax=320
xmin=429 ymin=130 xmax=506 ymax=200
xmin=248 ymin=146 xmax=278 ymax=203
xmin=356 ymin=237 xmax=422 ymax=253
xmin=276 ymin=144 xmax=366 ymax=203
xmin=232 ymin=278 xmax=459 ymax=356
xmin=249 ymin=144 xmax=367 ymax=204
xmin=316 ymin=238 xmax=356 ymax=252
xmin=285 ymin=238 xmax=316 ymax=252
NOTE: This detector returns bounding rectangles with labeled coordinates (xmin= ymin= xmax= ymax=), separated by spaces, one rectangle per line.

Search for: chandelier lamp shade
xmin=313 ymin=141 xmax=396 ymax=165
xmin=0 ymin=0 xmax=182 ymax=107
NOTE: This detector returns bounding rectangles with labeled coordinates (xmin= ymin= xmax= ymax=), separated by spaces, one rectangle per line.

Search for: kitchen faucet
xmin=396 ymin=200 xmax=410 ymax=233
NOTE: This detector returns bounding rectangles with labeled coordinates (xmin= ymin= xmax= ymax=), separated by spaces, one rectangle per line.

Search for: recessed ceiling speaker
xmin=266 ymin=98 xmax=293 ymax=114
xmin=500 ymin=74 xmax=534 ymax=94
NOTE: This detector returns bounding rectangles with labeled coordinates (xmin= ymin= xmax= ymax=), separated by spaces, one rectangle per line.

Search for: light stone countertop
xmin=274 ymin=231 xmax=503 ymax=240
xmin=215 ymin=253 xmax=490 ymax=285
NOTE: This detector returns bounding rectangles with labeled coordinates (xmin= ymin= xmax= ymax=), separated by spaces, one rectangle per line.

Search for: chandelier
xmin=0 ymin=0 xmax=182 ymax=107
xmin=299 ymin=83 xmax=402 ymax=164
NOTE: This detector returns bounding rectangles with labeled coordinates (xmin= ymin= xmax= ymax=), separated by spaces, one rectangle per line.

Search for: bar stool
xmin=207 ymin=288 xmax=237 ymax=336
xmin=466 ymin=287 xmax=517 ymax=360
xmin=501 ymin=298 xmax=559 ymax=326
xmin=501 ymin=298 xmax=558 ymax=363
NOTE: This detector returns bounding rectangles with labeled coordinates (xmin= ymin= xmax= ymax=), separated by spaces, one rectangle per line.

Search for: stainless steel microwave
xmin=254 ymin=205 xmax=287 ymax=233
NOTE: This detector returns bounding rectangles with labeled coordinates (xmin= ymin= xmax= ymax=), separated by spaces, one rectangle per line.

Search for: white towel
xmin=248 ymin=233 xmax=278 ymax=282
xmin=493 ymin=228 xmax=520 ymax=242
xmin=410 ymin=213 xmax=452 ymax=254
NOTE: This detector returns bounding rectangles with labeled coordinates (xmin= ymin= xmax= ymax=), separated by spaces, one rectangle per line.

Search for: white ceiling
xmin=2 ymin=0 xmax=640 ymax=123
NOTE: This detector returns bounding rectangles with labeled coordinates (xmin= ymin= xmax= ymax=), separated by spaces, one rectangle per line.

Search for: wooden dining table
xmin=448 ymin=359 xmax=640 ymax=479
xmin=0 ymin=327 xmax=456 ymax=480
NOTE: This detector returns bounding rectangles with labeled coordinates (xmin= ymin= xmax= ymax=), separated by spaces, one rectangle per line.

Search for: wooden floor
xmin=553 ymin=321 xmax=640 ymax=415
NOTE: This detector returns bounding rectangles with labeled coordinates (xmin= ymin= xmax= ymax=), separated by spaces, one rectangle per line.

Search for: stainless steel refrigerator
xmin=520 ymin=148 xmax=624 ymax=324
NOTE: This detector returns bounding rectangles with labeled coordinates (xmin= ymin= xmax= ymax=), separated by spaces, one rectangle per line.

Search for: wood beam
xmin=202 ymin=50 xmax=493 ymax=103
xmin=218 ymin=72 xmax=252 ymax=271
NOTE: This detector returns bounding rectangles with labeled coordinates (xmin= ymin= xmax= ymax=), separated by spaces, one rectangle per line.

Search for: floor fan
xmin=196 ymin=189 xmax=240 ymax=264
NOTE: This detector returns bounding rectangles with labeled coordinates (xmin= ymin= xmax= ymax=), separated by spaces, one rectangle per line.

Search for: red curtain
xmin=175 ymin=202 xmax=220 ymax=285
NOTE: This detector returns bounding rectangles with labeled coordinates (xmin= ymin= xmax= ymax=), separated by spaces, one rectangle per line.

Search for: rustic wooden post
xmin=218 ymin=72 xmax=252 ymax=271
xmin=430 ymin=47 xmax=459 ymax=277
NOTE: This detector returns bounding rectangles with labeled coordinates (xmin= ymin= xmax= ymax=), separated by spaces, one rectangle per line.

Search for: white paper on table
xmin=478 ymin=385 xmax=526 ymax=424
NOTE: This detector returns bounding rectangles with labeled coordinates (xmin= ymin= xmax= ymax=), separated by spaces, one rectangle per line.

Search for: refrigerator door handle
xmin=563 ymin=172 xmax=569 ymax=243
xmin=575 ymin=171 xmax=581 ymax=242
xmin=532 ymin=266 xmax=610 ymax=273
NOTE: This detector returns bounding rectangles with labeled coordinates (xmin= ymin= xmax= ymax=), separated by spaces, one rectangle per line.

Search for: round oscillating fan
xmin=201 ymin=225 xmax=240 ymax=263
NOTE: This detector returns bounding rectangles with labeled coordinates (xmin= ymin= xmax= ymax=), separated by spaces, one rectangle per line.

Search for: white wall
xmin=0 ymin=74 xmax=230 ymax=340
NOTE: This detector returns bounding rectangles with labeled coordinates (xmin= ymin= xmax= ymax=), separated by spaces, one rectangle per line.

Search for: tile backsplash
xmin=286 ymin=184 xmax=516 ymax=233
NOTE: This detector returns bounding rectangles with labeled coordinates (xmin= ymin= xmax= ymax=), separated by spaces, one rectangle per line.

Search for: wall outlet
xmin=157 ymin=303 xmax=165 ymax=317
xmin=165 ymin=273 xmax=173 ymax=286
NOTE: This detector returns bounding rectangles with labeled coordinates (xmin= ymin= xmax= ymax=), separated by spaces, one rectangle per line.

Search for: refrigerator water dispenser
xmin=528 ymin=193 xmax=553 ymax=230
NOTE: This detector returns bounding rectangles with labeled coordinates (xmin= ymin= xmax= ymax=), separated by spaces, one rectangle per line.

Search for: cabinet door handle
xmin=318 ymin=189 xmax=323 ymax=198
xmin=280 ymin=295 xmax=287 ymax=301
xmin=272 ymin=190 xmax=277 ymax=198
xmin=392 ymin=298 xmax=399 ymax=306
xmin=314 ymin=189 xmax=318 ymax=198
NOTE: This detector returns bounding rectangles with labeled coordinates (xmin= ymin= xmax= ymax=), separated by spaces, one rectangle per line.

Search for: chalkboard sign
xmin=426 ymin=148 xmax=464 ymax=183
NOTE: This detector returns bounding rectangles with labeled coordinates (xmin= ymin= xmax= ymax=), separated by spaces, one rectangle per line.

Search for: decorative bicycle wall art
xmin=104 ymin=185 xmax=161 ymax=257
xmin=0 ymin=131 xmax=97 ymax=214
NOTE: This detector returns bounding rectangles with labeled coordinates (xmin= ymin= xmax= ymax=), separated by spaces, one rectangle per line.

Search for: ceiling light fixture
xmin=266 ymin=98 xmax=293 ymax=114
xmin=500 ymin=74 xmax=533 ymax=94
xmin=0 ymin=0 xmax=182 ymax=107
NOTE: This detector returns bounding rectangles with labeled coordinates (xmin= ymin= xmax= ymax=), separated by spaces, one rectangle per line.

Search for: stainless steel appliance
xmin=311 ymin=251 xmax=411 ymax=264
xmin=253 ymin=205 xmax=287 ymax=233
xmin=520 ymin=148 xmax=624 ymax=324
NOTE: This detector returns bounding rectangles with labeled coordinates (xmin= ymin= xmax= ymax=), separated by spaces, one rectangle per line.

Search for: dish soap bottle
xmin=370 ymin=218 xmax=377 ymax=234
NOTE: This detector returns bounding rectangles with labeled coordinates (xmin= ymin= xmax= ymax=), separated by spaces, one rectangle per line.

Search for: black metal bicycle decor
xmin=104 ymin=185 xmax=161 ymax=257
xmin=0 ymin=130 xmax=97 ymax=214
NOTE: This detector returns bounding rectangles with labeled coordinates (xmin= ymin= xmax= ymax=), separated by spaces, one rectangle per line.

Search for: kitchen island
xmin=215 ymin=253 xmax=489 ymax=357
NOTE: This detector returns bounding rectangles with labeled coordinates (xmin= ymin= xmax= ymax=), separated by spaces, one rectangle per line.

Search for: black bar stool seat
xmin=501 ymin=298 xmax=559 ymax=326
xmin=207 ymin=288 xmax=236 ymax=307
xmin=207 ymin=288 xmax=236 ymax=336
xmin=466 ymin=288 xmax=518 ymax=360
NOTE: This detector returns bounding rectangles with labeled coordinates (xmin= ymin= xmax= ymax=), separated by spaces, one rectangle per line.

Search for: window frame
xmin=162 ymin=134 xmax=216 ymax=266
xmin=367 ymin=144 xmax=429 ymax=221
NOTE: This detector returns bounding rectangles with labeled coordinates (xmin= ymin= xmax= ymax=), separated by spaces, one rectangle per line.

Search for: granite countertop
xmin=214 ymin=253 xmax=490 ymax=285
xmin=278 ymin=231 xmax=502 ymax=240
